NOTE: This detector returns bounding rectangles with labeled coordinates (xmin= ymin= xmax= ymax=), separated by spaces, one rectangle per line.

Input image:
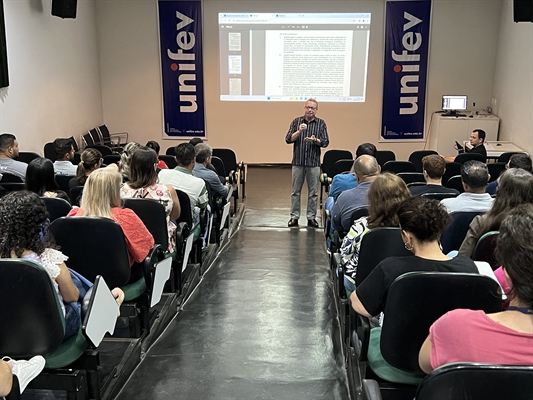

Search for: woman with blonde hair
xmin=340 ymin=172 xmax=410 ymax=296
xmin=119 ymin=142 xmax=141 ymax=180
xmin=67 ymin=168 xmax=154 ymax=268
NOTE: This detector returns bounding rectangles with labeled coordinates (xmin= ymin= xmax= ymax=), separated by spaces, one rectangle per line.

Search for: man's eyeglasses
xmin=305 ymin=106 xmax=317 ymax=110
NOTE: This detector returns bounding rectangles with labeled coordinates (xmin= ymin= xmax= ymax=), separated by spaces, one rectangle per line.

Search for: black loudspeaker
xmin=51 ymin=0 xmax=77 ymax=19
xmin=0 ymin=0 xmax=8 ymax=88
xmin=514 ymin=0 xmax=533 ymax=22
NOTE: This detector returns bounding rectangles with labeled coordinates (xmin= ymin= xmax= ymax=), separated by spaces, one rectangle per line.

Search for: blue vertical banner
xmin=381 ymin=0 xmax=431 ymax=140
xmin=158 ymin=0 xmax=206 ymax=138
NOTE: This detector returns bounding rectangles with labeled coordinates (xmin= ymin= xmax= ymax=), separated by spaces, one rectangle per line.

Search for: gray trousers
xmin=291 ymin=166 xmax=320 ymax=220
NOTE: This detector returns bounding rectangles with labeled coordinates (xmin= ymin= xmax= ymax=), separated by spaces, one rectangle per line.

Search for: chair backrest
xmin=408 ymin=150 xmax=438 ymax=172
xmin=421 ymin=192 xmax=458 ymax=201
xmin=375 ymin=150 xmax=396 ymax=167
xmin=212 ymin=148 xmax=239 ymax=178
xmin=0 ymin=173 xmax=23 ymax=183
xmin=332 ymin=159 xmax=354 ymax=177
xmin=382 ymin=160 xmax=416 ymax=174
xmin=49 ymin=217 xmax=131 ymax=288
xmin=174 ymin=189 xmax=193 ymax=227
xmin=103 ymin=154 xmax=121 ymax=166
xmin=0 ymin=259 xmax=65 ymax=357
xmin=55 ymin=174 xmax=75 ymax=193
xmin=487 ymin=162 xmax=506 ymax=182
xmin=69 ymin=186 xmax=84 ymax=206
xmin=350 ymin=206 xmax=369 ymax=227
xmin=89 ymin=128 xmax=102 ymax=145
xmin=472 ymin=231 xmax=500 ymax=270
xmin=159 ymin=155 xmax=177 ymax=169
xmin=396 ymin=172 xmax=425 ymax=185
xmin=381 ymin=272 xmax=502 ymax=373
xmin=41 ymin=197 xmax=72 ymax=222
xmin=15 ymin=152 xmax=41 ymax=164
xmin=356 ymin=227 xmax=411 ymax=286
xmin=211 ymin=156 xmax=227 ymax=178
xmin=321 ymin=150 xmax=353 ymax=176
xmin=82 ymin=132 xmax=95 ymax=148
xmin=0 ymin=182 xmax=26 ymax=192
xmin=497 ymin=151 xmax=523 ymax=164
xmin=442 ymin=162 xmax=462 ymax=186
xmin=440 ymin=211 xmax=483 ymax=254
xmin=123 ymin=198 xmax=169 ymax=251
xmin=69 ymin=136 xmax=79 ymax=152
xmin=43 ymin=142 xmax=56 ymax=161
xmin=454 ymin=152 xmax=485 ymax=164
xmin=445 ymin=175 xmax=464 ymax=193
xmin=165 ymin=146 xmax=176 ymax=156
xmin=87 ymin=144 xmax=113 ymax=157
xmin=415 ymin=363 xmax=533 ymax=400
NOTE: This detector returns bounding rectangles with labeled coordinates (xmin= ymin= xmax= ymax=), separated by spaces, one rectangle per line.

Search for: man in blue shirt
xmin=192 ymin=143 xmax=229 ymax=198
xmin=285 ymin=99 xmax=329 ymax=228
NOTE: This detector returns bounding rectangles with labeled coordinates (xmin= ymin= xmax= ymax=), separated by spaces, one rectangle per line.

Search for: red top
xmin=67 ymin=207 xmax=154 ymax=265
xmin=158 ymin=160 xmax=168 ymax=169
xmin=430 ymin=308 xmax=533 ymax=368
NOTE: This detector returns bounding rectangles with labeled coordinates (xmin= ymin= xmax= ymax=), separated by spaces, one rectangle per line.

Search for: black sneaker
xmin=307 ymin=219 xmax=319 ymax=228
xmin=288 ymin=218 xmax=299 ymax=227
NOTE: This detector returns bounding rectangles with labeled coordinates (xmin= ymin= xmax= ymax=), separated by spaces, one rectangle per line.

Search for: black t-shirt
xmin=356 ymin=255 xmax=478 ymax=316
xmin=467 ymin=144 xmax=487 ymax=159
xmin=409 ymin=185 xmax=460 ymax=196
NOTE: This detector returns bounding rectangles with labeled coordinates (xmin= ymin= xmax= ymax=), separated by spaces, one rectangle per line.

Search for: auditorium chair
xmin=41 ymin=197 xmax=72 ymax=222
xmin=349 ymin=272 xmax=502 ymax=400
xmin=0 ymin=259 xmax=119 ymax=400
xmin=211 ymin=155 xmax=238 ymax=213
xmin=420 ymin=192 xmax=458 ymax=201
xmin=374 ymin=150 xmax=396 ymax=168
xmin=487 ymin=162 xmax=506 ymax=182
xmin=444 ymin=175 xmax=464 ymax=193
xmin=203 ymin=181 xmax=229 ymax=246
xmin=497 ymin=151 xmax=523 ymax=164
xmin=86 ymin=144 xmax=114 ymax=157
xmin=15 ymin=151 xmax=40 ymax=164
xmin=441 ymin=162 xmax=461 ymax=186
xmin=440 ymin=211 xmax=483 ymax=254
xmin=319 ymin=150 xmax=353 ymax=206
xmin=158 ymin=154 xmax=177 ymax=169
xmin=454 ymin=152 xmax=485 ymax=164
xmin=69 ymin=185 xmax=83 ymax=206
xmin=165 ymin=146 xmax=176 ymax=156
xmin=363 ymin=363 xmax=533 ymax=400
xmin=408 ymin=150 xmax=438 ymax=172
xmin=332 ymin=159 xmax=355 ymax=177
xmin=103 ymin=154 xmax=121 ymax=166
xmin=43 ymin=143 xmax=56 ymax=161
xmin=396 ymin=172 xmax=425 ymax=185
xmin=331 ymin=206 xmax=369 ymax=254
xmin=212 ymin=148 xmax=246 ymax=199
xmin=382 ymin=161 xmax=416 ymax=174
xmin=49 ymin=217 xmax=165 ymax=337
xmin=97 ymin=125 xmax=128 ymax=148
xmin=55 ymin=174 xmax=75 ymax=194
xmin=0 ymin=172 xmax=23 ymax=182
xmin=472 ymin=231 xmax=500 ymax=270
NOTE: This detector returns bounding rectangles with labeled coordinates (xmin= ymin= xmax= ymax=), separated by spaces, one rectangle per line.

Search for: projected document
xmin=219 ymin=13 xmax=371 ymax=102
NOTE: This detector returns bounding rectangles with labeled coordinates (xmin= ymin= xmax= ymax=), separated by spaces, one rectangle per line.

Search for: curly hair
xmin=397 ymin=196 xmax=451 ymax=242
xmin=0 ymin=191 xmax=54 ymax=258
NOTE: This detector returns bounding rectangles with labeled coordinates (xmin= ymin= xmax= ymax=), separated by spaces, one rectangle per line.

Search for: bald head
xmin=353 ymin=155 xmax=380 ymax=182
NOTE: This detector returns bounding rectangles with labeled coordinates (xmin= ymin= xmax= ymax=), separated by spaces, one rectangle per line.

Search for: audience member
xmin=67 ymin=168 xmax=154 ymax=271
xmin=52 ymin=138 xmax=77 ymax=176
xmin=340 ymin=173 xmax=410 ymax=297
xmin=441 ymin=160 xmax=493 ymax=213
xmin=26 ymin=157 xmax=70 ymax=202
xmin=332 ymin=155 xmax=379 ymax=232
xmin=0 ymin=356 xmax=45 ymax=395
xmin=192 ymin=143 xmax=229 ymax=198
xmin=409 ymin=155 xmax=459 ymax=196
xmin=324 ymin=143 xmax=377 ymax=212
xmin=459 ymin=168 xmax=533 ymax=257
xmin=465 ymin=129 xmax=487 ymax=159
xmin=146 ymin=140 xmax=168 ymax=170
xmin=419 ymin=204 xmax=533 ymax=373
xmin=486 ymin=153 xmax=532 ymax=195
xmin=189 ymin=137 xmax=203 ymax=146
xmin=0 ymin=133 xmax=27 ymax=181
xmin=121 ymin=147 xmax=180 ymax=253
xmin=158 ymin=143 xmax=208 ymax=240
xmin=69 ymin=148 xmax=102 ymax=189
xmin=118 ymin=142 xmax=141 ymax=180
xmin=350 ymin=196 xmax=477 ymax=318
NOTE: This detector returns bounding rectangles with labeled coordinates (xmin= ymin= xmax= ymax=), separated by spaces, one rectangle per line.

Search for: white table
xmin=463 ymin=141 xmax=526 ymax=160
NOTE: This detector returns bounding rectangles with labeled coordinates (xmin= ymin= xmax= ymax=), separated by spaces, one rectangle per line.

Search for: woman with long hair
xmin=119 ymin=142 xmax=141 ymax=180
xmin=340 ymin=172 xmax=410 ymax=297
xmin=67 ymin=168 xmax=154 ymax=269
xmin=25 ymin=157 xmax=70 ymax=202
xmin=69 ymin=147 xmax=102 ymax=189
xmin=458 ymin=168 xmax=533 ymax=257
xmin=121 ymin=147 xmax=180 ymax=253
xmin=419 ymin=204 xmax=533 ymax=372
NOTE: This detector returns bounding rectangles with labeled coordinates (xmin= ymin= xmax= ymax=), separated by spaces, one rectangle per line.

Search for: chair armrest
xmin=142 ymin=244 xmax=164 ymax=290
xmin=349 ymin=303 xmax=371 ymax=361
xmin=109 ymin=131 xmax=129 ymax=144
xmin=362 ymin=379 xmax=382 ymax=400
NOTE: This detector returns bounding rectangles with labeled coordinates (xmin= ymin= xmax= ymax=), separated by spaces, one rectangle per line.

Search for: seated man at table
xmin=462 ymin=129 xmax=487 ymax=159
xmin=441 ymin=160 xmax=494 ymax=213
xmin=410 ymin=155 xmax=460 ymax=196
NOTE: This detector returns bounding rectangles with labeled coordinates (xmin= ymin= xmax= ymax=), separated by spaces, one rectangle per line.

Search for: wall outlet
xmin=491 ymin=97 xmax=497 ymax=105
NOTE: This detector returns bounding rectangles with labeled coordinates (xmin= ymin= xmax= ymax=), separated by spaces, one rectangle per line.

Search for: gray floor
xmin=115 ymin=166 xmax=349 ymax=400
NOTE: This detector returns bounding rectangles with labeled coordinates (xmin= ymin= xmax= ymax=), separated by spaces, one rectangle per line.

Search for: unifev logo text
xmin=167 ymin=11 xmax=198 ymax=113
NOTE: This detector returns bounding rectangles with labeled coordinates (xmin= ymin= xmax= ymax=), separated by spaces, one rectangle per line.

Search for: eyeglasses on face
xmin=305 ymin=106 xmax=317 ymax=110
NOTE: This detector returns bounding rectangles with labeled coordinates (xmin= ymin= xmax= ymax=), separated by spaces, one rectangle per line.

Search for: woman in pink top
xmin=419 ymin=204 xmax=533 ymax=373
xmin=67 ymin=168 xmax=154 ymax=267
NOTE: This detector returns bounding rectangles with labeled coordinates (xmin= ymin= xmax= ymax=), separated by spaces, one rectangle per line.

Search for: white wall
xmin=492 ymin=0 xmax=533 ymax=155
xmin=0 ymin=0 xmax=103 ymax=154
xmin=96 ymin=0 xmax=503 ymax=163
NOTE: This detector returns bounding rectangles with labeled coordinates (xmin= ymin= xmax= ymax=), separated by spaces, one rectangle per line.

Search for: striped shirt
xmin=285 ymin=116 xmax=329 ymax=167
